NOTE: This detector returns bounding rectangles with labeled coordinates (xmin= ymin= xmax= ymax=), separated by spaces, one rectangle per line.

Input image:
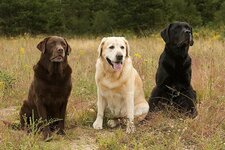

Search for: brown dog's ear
xmin=121 ymin=37 xmax=130 ymax=57
xmin=37 ymin=37 xmax=50 ymax=53
xmin=98 ymin=37 xmax=107 ymax=57
xmin=64 ymin=38 xmax=71 ymax=55
xmin=161 ymin=23 xmax=172 ymax=44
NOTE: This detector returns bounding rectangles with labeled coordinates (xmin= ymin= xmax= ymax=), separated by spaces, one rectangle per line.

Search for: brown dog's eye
xmin=61 ymin=42 xmax=66 ymax=47
xmin=49 ymin=41 xmax=55 ymax=46
xmin=109 ymin=46 xmax=114 ymax=49
xmin=120 ymin=46 xmax=125 ymax=49
xmin=61 ymin=42 xmax=65 ymax=45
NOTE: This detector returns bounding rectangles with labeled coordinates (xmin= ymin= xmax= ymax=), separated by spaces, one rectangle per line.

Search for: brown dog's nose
xmin=58 ymin=48 xmax=64 ymax=53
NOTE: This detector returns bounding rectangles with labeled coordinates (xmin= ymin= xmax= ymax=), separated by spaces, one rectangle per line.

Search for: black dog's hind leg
xmin=149 ymin=86 xmax=171 ymax=112
xmin=174 ymin=89 xmax=197 ymax=118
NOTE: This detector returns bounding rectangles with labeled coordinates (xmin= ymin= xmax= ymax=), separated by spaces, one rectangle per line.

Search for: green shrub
xmin=0 ymin=70 xmax=15 ymax=98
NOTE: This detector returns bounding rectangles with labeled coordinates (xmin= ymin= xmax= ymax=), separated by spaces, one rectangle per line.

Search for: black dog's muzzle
xmin=177 ymin=31 xmax=193 ymax=47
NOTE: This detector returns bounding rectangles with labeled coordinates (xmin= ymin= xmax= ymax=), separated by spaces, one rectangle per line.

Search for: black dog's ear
xmin=37 ymin=37 xmax=50 ymax=53
xmin=161 ymin=23 xmax=172 ymax=44
xmin=64 ymin=38 xmax=71 ymax=55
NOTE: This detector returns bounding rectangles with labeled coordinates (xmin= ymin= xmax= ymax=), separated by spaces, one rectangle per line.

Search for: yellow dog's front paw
xmin=126 ymin=121 xmax=135 ymax=134
xmin=107 ymin=119 xmax=118 ymax=128
xmin=93 ymin=119 xmax=103 ymax=130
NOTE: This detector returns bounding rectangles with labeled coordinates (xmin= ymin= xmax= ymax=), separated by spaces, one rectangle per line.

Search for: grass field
xmin=0 ymin=36 xmax=225 ymax=150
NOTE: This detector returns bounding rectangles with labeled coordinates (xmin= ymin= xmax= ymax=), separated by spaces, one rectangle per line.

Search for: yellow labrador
xmin=93 ymin=37 xmax=149 ymax=133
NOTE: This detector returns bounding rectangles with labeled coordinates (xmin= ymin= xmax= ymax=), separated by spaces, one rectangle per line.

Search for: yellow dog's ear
xmin=98 ymin=37 xmax=107 ymax=57
xmin=121 ymin=37 xmax=130 ymax=57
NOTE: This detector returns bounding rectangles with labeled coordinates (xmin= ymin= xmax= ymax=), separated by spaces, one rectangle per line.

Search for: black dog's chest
xmin=166 ymin=59 xmax=188 ymax=87
xmin=173 ymin=63 xmax=184 ymax=76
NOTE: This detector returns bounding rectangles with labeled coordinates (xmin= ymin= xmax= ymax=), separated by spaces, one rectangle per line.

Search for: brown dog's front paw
xmin=43 ymin=128 xmax=52 ymax=142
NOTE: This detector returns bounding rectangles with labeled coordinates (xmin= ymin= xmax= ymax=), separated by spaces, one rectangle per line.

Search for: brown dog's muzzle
xmin=50 ymin=47 xmax=66 ymax=62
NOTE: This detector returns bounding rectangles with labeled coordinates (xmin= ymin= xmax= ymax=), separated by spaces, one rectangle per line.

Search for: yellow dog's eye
xmin=120 ymin=46 xmax=125 ymax=49
xmin=109 ymin=46 xmax=114 ymax=49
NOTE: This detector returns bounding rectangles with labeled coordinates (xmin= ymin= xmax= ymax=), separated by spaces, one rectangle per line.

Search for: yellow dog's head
xmin=98 ymin=37 xmax=130 ymax=71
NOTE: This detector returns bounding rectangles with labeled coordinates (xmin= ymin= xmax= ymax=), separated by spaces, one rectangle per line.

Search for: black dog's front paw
xmin=57 ymin=129 xmax=65 ymax=135
xmin=188 ymin=107 xmax=198 ymax=118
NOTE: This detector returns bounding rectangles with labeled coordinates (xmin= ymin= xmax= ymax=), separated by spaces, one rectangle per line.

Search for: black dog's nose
xmin=185 ymin=30 xmax=191 ymax=34
xmin=116 ymin=54 xmax=123 ymax=61
xmin=58 ymin=48 xmax=64 ymax=53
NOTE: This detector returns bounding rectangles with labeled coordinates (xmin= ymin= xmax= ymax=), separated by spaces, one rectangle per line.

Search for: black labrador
xmin=19 ymin=36 xmax=72 ymax=140
xmin=149 ymin=22 xmax=197 ymax=117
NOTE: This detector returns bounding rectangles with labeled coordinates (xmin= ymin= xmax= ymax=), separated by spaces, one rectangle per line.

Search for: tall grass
xmin=0 ymin=36 xmax=224 ymax=149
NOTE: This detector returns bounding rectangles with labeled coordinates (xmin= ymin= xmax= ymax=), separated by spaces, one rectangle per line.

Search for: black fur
xmin=149 ymin=22 xmax=197 ymax=117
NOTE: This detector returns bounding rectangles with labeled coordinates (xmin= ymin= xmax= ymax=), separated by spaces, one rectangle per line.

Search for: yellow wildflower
xmin=193 ymin=32 xmax=199 ymax=38
xmin=23 ymin=64 xmax=31 ymax=70
xmin=19 ymin=47 xmax=25 ymax=55
xmin=134 ymin=53 xmax=142 ymax=59
xmin=0 ymin=82 xmax=4 ymax=99
xmin=0 ymin=81 xmax=4 ymax=91
xmin=212 ymin=34 xmax=221 ymax=41
xmin=79 ymin=50 xmax=85 ymax=56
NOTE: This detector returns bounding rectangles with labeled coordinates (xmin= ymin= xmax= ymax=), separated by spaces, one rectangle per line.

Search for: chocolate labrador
xmin=19 ymin=36 xmax=72 ymax=140
xmin=149 ymin=22 xmax=197 ymax=117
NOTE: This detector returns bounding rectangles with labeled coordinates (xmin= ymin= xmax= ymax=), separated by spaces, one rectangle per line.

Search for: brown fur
xmin=19 ymin=36 xmax=72 ymax=140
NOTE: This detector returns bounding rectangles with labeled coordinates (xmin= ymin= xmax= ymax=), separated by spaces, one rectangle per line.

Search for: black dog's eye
xmin=109 ymin=46 xmax=115 ymax=49
xmin=185 ymin=25 xmax=190 ymax=29
xmin=120 ymin=46 xmax=125 ymax=49
xmin=174 ymin=25 xmax=181 ymax=30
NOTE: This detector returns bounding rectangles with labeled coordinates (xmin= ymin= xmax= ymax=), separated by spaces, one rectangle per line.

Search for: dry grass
xmin=0 ymin=36 xmax=225 ymax=149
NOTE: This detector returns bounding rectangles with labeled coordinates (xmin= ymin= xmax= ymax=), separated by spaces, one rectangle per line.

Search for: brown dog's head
xmin=37 ymin=36 xmax=71 ymax=63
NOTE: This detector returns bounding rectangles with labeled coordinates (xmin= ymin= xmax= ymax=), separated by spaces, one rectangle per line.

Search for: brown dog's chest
xmin=34 ymin=77 xmax=71 ymax=104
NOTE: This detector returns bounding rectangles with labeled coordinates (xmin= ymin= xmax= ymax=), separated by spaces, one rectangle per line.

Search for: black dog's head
xmin=161 ymin=22 xmax=194 ymax=47
xmin=37 ymin=36 xmax=71 ymax=63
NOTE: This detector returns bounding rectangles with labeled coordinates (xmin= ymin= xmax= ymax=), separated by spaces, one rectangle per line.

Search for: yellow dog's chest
xmin=101 ymin=88 xmax=128 ymax=118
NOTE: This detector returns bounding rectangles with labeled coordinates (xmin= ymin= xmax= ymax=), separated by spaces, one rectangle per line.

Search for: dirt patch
xmin=71 ymin=134 xmax=97 ymax=150
xmin=71 ymin=100 xmax=95 ymax=111
xmin=0 ymin=106 xmax=17 ymax=120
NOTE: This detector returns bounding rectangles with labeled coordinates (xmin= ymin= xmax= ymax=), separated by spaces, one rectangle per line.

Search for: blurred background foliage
xmin=0 ymin=0 xmax=225 ymax=36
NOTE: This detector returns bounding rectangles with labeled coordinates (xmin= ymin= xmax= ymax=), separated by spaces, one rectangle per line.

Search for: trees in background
xmin=0 ymin=0 xmax=224 ymax=36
